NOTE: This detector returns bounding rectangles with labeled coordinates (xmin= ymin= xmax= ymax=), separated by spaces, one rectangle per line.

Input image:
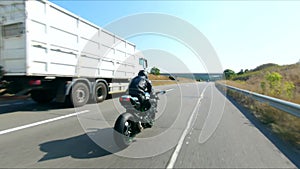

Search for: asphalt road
xmin=0 ymin=82 xmax=297 ymax=168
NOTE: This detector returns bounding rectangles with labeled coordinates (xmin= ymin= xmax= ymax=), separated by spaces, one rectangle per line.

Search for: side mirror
xmin=139 ymin=58 xmax=148 ymax=69
xmin=144 ymin=60 xmax=148 ymax=69
xmin=169 ymin=76 xmax=176 ymax=81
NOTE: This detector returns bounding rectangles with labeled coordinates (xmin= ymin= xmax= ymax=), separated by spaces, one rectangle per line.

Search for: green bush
xmin=283 ymin=81 xmax=295 ymax=100
xmin=260 ymin=81 xmax=266 ymax=94
xmin=265 ymin=72 xmax=282 ymax=96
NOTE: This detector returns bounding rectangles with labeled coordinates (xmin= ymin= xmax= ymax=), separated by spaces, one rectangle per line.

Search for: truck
xmin=0 ymin=0 xmax=148 ymax=107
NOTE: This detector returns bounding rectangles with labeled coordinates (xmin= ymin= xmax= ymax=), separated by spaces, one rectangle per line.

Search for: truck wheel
xmin=70 ymin=82 xmax=90 ymax=107
xmin=94 ymin=82 xmax=107 ymax=103
xmin=31 ymin=90 xmax=55 ymax=104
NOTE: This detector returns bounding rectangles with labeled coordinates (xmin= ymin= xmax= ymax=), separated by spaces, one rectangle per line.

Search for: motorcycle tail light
xmin=29 ymin=80 xmax=42 ymax=86
xmin=120 ymin=97 xmax=130 ymax=102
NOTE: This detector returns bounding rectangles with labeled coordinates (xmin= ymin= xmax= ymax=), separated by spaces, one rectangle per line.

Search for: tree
xmin=223 ymin=69 xmax=236 ymax=80
xmin=150 ymin=67 xmax=160 ymax=75
xmin=237 ymin=69 xmax=244 ymax=75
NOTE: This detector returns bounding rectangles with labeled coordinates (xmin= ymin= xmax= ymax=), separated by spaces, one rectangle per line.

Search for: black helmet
xmin=138 ymin=70 xmax=148 ymax=79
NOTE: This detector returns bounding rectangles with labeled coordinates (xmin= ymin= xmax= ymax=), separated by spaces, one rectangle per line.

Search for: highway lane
xmin=0 ymin=82 xmax=297 ymax=168
xmin=172 ymin=84 xmax=295 ymax=168
xmin=0 ymin=82 xmax=200 ymax=168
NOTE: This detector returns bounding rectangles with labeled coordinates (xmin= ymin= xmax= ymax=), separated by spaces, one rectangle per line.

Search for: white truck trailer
xmin=0 ymin=0 xmax=147 ymax=106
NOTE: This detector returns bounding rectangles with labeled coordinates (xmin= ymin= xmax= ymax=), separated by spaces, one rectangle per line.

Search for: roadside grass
xmin=225 ymin=63 xmax=300 ymax=104
xmin=151 ymin=80 xmax=177 ymax=86
xmin=216 ymin=83 xmax=300 ymax=149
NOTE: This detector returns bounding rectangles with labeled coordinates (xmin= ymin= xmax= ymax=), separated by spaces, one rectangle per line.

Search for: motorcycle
xmin=113 ymin=90 xmax=167 ymax=148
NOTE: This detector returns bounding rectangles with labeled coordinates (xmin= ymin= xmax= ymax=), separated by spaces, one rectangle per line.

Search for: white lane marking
xmin=165 ymin=88 xmax=174 ymax=92
xmin=0 ymin=110 xmax=89 ymax=135
xmin=166 ymin=84 xmax=210 ymax=169
xmin=13 ymin=102 xmax=24 ymax=105
xmin=0 ymin=102 xmax=25 ymax=107
xmin=0 ymin=104 xmax=10 ymax=107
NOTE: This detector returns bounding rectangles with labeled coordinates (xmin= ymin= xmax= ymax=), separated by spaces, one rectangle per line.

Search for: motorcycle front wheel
xmin=114 ymin=113 xmax=137 ymax=148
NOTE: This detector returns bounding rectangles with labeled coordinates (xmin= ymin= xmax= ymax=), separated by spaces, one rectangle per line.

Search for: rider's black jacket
xmin=128 ymin=75 xmax=152 ymax=96
xmin=128 ymin=75 xmax=152 ymax=110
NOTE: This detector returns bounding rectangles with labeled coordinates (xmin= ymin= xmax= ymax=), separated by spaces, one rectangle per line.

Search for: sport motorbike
xmin=114 ymin=90 xmax=167 ymax=148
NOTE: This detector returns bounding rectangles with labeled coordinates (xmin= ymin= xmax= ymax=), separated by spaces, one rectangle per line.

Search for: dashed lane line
xmin=0 ymin=110 xmax=89 ymax=135
xmin=166 ymin=84 xmax=210 ymax=169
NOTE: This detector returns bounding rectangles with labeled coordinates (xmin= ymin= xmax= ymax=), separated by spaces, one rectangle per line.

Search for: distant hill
xmin=252 ymin=63 xmax=279 ymax=71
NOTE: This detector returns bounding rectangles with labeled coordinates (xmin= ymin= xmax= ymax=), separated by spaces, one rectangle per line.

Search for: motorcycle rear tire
xmin=114 ymin=113 xmax=137 ymax=148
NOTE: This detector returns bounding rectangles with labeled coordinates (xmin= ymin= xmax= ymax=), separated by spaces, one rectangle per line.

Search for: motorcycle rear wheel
xmin=114 ymin=113 xmax=137 ymax=148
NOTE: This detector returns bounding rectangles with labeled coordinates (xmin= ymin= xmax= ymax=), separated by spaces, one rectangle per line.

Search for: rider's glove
xmin=145 ymin=92 xmax=150 ymax=100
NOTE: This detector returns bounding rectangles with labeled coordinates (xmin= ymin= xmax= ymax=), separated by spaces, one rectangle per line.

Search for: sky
xmin=49 ymin=0 xmax=300 ymax=73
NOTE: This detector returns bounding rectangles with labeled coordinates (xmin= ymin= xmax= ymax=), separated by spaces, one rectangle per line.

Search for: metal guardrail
xmin=219 ymin=83 xmax=300 ymax=118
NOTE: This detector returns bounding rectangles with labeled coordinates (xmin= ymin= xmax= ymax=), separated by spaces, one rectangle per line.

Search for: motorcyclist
xmin=128 ymin=70 xmax=152 ymax=111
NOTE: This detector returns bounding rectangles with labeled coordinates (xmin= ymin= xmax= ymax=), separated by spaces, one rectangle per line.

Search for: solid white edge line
xmin=166 ymin=84 xmax=210 ymax=169
xmin=0 ymin=110 xmax=89 ymax=135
